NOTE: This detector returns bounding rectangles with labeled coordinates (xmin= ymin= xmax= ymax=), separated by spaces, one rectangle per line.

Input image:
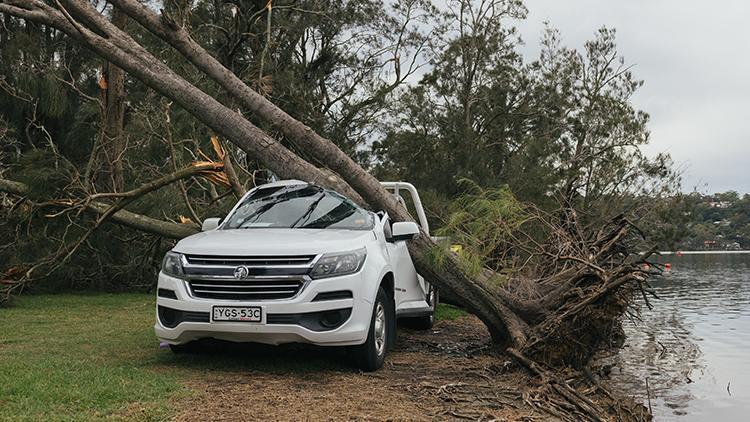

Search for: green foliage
xmin=9 ymin=149 xmax=75 ymax=200
xmin=667 ymin=192 xmax=750 ymax=250
xmin=0 ymin=149 xmax=180 ymax=292
xmin=436 ymin=181 xmax=529 ymax=273
xmin=12 ymin=71 xmax=74 ymax=118
xmin=373 ymin=15 xmax=679 ymax=211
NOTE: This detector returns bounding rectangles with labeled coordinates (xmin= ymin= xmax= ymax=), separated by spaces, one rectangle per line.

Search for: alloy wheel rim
xmin=428 ymin=287 xmax=435 ymax=322
xmin=374 ymin=302 xmax=386 ymax=356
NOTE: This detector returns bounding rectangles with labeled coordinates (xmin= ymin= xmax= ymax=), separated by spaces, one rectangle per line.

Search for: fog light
xmin=319 ymin=310 xmax=344 ymax=328
xmin=284 ymin=307 xmax=352 ymax=331
xmin=158 ymin=306 xmax=178 ymax=328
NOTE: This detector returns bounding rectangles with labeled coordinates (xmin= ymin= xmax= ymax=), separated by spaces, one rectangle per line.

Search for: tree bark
xmin=94 ymin=6 xmax=128 ymax=192
xmin=221 ymin=148 xmax=246 ymax=198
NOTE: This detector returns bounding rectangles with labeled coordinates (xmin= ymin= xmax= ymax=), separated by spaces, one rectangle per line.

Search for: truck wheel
xmin=410 ymin=286 xmax=438 ymax=330
xmin=352 ymin=287 xmax=392 ymax=371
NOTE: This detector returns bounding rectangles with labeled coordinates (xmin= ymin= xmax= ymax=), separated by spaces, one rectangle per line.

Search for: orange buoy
xmin=664 ymin=263 xmax=672 ymax=271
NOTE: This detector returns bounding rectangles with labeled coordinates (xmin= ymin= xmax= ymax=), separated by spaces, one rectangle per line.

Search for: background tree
xmin=373 ymin=19 xmax=678 ymax=226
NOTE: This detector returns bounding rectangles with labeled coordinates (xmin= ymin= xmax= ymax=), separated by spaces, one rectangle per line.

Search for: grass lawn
xmin=0 ymin=294 xmax=464 ymax=421
xmin=0 ymin=294 xmax=183 ymax=421
xmin=433 ymin=303 xmax=467 ymax=321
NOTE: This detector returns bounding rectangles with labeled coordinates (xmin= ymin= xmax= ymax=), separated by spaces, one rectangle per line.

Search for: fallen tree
xmin=0 ymin=177 xmax=198 ymax=239
xmin=0 ymin=0 xmax=661 ymax=392
xmin=0 ymin=161 xmax=230 ymax=302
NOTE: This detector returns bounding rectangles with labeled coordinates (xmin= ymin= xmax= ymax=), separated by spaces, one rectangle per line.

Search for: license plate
xmin=212 ymin=306 xmax=262 ymax=322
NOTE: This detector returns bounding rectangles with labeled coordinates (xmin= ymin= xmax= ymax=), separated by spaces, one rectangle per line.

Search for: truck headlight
xmin=161 ymin=251 xmax=185 ymax=278
xmin=310 ymin=248 xmax=366 ymax=279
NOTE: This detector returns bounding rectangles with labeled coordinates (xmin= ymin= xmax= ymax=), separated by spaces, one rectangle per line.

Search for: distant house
xmin=708 ymin=201 xmax=732 ymax=209
xmin=703 ymin=240 xmax=718 ymax=249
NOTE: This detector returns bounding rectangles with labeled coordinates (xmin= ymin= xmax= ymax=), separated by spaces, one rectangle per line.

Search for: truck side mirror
xmin=391 ymin=221 xmax=419 ymax=242
xmin=201 ymin=217 xmax=221 ymax=231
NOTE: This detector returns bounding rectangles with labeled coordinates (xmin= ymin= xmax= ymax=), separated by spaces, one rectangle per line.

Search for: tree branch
xmin=0 ymin=178 xmax=198 ymax=239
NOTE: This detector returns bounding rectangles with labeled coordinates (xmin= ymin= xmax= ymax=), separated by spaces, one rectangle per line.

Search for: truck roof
xmin=257 ymin=179 xmax=308 ymax=189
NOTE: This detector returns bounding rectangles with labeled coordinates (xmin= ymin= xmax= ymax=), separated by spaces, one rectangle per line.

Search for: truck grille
xmin=185 ymin=255 xmax=315 ymax=267
xmin=182 ymin=254 xmax=316 ymax=279
xmin=181 ymin=254 xmax=316 ymax=300
xmin=187 ymin=278 xmax=304 ymax=300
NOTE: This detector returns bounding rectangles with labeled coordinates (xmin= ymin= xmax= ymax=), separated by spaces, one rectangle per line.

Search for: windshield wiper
xmin=290 ymin=192 xmax=326 ymax=228
xmin=235 ymin=201 xmax=281 ymax=228
xmin=229 ymin=185 xmax=317 ymax=229
xmin=300 ymin=203 xmax=356 ymax=229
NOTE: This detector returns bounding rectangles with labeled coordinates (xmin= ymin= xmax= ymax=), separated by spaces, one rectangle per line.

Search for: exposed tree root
xmin=509 ymin=348 xmax=606 ymax=421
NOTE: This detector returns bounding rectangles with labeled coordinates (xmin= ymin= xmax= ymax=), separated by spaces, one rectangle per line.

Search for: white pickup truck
xmin=155 ymin=180 xmax=436 ymax=371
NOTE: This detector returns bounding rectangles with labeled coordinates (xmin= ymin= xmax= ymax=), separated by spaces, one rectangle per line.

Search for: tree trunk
xmin=92 ymin=7 xmax=128 ymax=192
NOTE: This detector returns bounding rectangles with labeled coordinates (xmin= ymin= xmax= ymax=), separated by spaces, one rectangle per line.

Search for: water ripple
xmin=600 ymin=253 xmax=750 ymax=421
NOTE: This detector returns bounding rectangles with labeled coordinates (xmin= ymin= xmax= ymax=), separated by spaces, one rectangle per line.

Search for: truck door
xmin=382 ymin=217 xmax=426 ymax=309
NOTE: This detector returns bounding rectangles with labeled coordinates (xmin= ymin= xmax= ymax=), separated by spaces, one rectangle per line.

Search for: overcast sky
xmin=515 ymin=0 xmax=750 ymax=194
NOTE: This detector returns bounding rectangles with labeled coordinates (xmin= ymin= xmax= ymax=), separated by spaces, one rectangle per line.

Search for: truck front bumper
xmin=154 ymin=272 xmax=373 ymax=347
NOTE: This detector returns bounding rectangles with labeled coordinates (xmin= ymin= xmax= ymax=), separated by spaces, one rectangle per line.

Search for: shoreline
xmin=658 ymin=250 xmax=750 ymax=255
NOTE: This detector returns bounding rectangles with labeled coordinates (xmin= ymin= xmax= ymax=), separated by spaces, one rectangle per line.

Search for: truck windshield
xmin=222 ymin=184 xmax=374 ymax=230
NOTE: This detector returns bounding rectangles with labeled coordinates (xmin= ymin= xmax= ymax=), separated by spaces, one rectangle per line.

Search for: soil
xmin=172 ymin=315 xmax=648 ymax=421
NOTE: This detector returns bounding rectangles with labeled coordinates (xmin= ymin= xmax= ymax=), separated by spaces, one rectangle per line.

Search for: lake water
xmin=603 ymin=252 xmax=750 ymax=420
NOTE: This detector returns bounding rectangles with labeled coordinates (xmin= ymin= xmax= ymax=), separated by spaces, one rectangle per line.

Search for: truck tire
xmin=409 ymin=286 xmax=438 ymax=330
xmin=351 ymin=287 xmax=392 ymax=371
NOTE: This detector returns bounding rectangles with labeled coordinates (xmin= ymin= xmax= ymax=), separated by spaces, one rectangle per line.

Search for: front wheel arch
xmin=351 ymin=286 xmax=394 ymax=371
xmin=378 ymin=272 xmax=396 ymax=350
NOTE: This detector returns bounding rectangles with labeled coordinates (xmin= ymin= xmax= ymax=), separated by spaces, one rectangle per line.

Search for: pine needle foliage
xmin=11 ymin=149 xmax=75 ymax=200
xmin=436 ymin=180 xmax=529 ymax=275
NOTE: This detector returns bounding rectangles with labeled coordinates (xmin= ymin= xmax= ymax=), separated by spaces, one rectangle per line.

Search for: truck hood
xmin=173 ymin=228 xmax=376 ymax=256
